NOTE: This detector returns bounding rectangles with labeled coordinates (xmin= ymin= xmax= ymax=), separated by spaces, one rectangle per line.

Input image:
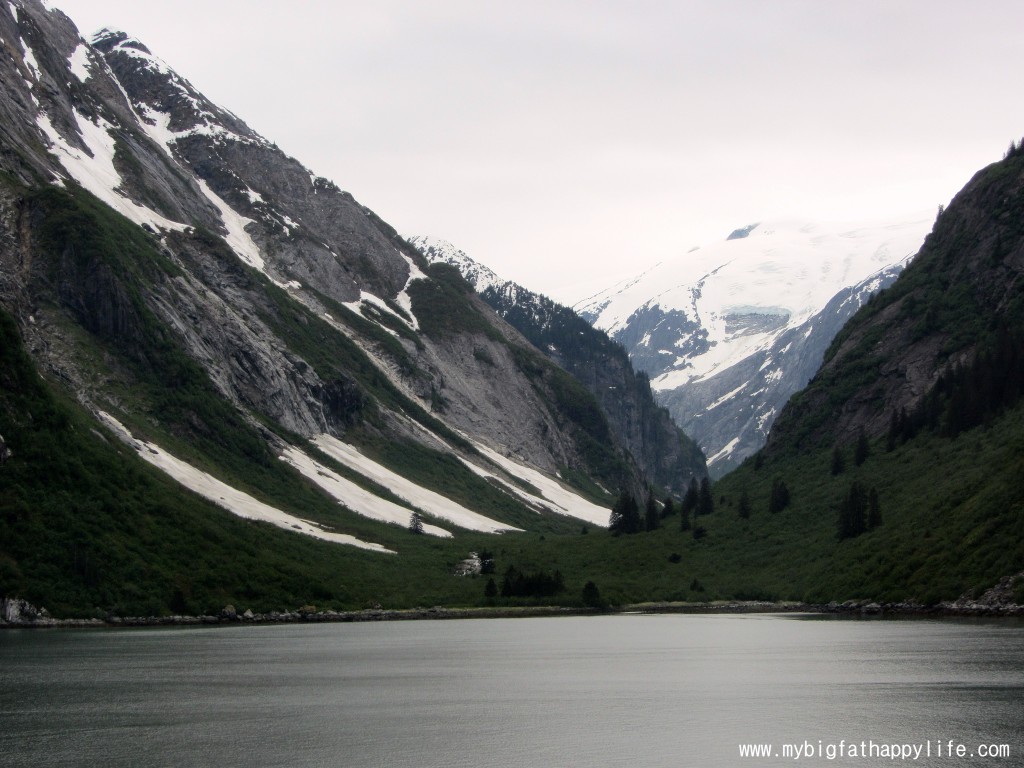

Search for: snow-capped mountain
xmin=408 ymin=236 xmax=707 ymax=494
xmin=407 ymin=236 xmax=507 ymax=295
xmin=574 ymin=216 xmax=934 ymax=474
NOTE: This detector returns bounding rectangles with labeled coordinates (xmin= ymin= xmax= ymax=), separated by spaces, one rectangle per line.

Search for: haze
xmin=52 ymin=0 xmax=1024 ymax=299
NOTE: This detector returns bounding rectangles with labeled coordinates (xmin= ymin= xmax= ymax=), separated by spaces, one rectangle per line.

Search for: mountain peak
xmin=407 ymin=235 xmax=507 ymax=294
xmin=91 ymin=28 xmax=150 ymax=55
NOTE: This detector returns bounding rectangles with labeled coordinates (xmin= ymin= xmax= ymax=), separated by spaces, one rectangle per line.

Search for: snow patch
xmin=707 ymin=437 xmax=741 ymax=466
xmin=194 ymin=178 xmax=264 ymax=270
xmin=705 ymin=383 xmax=746 ymax=411
xmin=472 ymin=442 xmax=610 ymax=527
xmin=280 ymin=447 xmax=451 ymax=537
xmin=36 ymin=110 xmax=187 ymax=232
xmin=68 ymin=42 xmax=91 ymax=81
xmin=21 ymin=39 xmax=40 ymax=82
xmin=313 ymin=435 xmax=520 ymax=533
xmin=96 ymin=412 xmax=393 ymax=553
xmin=395 ymin=251 xmax=427 ymax=330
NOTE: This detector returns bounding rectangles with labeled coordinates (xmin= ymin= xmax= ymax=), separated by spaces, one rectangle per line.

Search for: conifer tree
xmin=867 ymin=487 xmax=882 ymax=530
xmin=831 ymin=445 xmax=846 ymax=476
xmin=645 ymin=494 xmax=660 ymax=531
xmin=854 ymin=428 xmax=870 ymax=466
xmin=738 ymin=489 xmax=751 ymax=519
xmin=581 ymin=581 xmax=603 ymax=609
xmin=682 ymin=477 xmax=699 ymax=517
xmin=697 ymin=477 xmax=714 ymax=516
xmin=768 ymin=478 xmax=790 ymax=513
xmin=609 ymin=491 xmax=641 ymax=535
xmin=837 ymin=481 xmax=868 ymax=540
xmin=408 ymin=511 xmax=425 ymax=534
xmin=660 ymin=496 xmax=676 ymax=519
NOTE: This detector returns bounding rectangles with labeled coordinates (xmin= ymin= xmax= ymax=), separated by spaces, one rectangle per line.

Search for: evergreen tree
xmin=867 ymin=487 xmax=882 ymax=530
xmin=738 ymin=489 xmax=751 ymax=519
xmin=680 ymin=505 xmax=691 ymax=532
xmin=609 ymin=491 xmax=641 ymax=535
xmin=660 ymin=496 xmax=676 ymax=519
xmin=645 ymin=494 xmax=660 ymax=531
xmin=837 ymin=481 xmax=868 ymax=540
xmin=854 ymin=428 xmax=870 ymax=466
xmin=484 ymin=578 xmax=497 ymax=599
xmin=500 ymin=565 xmax=519 ymax=597
xmin=581 ymin=581 xmax=603 ymax=609
xmin=408 ymin=511 xmax=425 ymax=535
xmin=768 ymin=478 xmax=790 ymax=513
xmin=697 ymin=477 xmax=714 ymax=516
xmin=830 ymin=445 xmax=846 ymax=476
xmin=681 ymin=477 xmax=699 ymax=517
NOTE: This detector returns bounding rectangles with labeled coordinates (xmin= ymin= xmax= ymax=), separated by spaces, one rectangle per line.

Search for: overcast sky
xmin=52 ymin=1 xmax=1024 ymax=300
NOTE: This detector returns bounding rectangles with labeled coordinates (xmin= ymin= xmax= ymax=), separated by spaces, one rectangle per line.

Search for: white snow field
xmin=96 ymin=412 xmax=394 ymax=553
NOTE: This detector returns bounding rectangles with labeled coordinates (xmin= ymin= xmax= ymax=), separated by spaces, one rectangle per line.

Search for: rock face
xmin=410 ymin=236 xmax=707 ymax=493
xmin=1 ymin=597 xmax=52 ymax=625
xmin=573 ymin=216 xmax=931 ymax=475
xmin=766 ymin=147 xmax=1024 ymax=453
xmin=0 ymin=433 xmax=10 ymax=465
xmin=0 ymin=0 xmax=657 ymax=545
xmin=655 ymin=264 xmax=906 ymax=474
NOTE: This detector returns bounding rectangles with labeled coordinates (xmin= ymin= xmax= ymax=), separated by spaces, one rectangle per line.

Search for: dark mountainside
xmin=768 ymin=154 xmax=1024 ymax=452
xmin=699 ymin=143 xmax=1024 ymax=604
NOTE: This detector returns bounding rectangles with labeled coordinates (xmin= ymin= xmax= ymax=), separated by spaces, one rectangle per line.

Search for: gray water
xmin=1 ymin=614 xmax=1022 ymax=767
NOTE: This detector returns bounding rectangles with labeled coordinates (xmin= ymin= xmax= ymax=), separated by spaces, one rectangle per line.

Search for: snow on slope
xmin=471 ymin=442 xmax=611 ymax=527
xmin=97 ymin=412 xmax=394 ymax=553
xmin=36 ymin=110 xmax=188 ymax=233
xmin=281 ymin=447 xmax=452 ymax=537
xmin=312 ymin=435 xmax=522 ymax=533
xmin=575 ymin=214 xmax=933 ymax=391
xmin=407 ymin=236 xmax=506 ymax=293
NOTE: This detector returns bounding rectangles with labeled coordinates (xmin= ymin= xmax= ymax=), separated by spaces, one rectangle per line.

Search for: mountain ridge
xmin=409 ymin=235 xmax=707 ymax=495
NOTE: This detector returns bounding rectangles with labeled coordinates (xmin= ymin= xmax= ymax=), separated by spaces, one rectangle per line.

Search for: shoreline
xmin=3 ymin=597 xmax=1023 ymax=629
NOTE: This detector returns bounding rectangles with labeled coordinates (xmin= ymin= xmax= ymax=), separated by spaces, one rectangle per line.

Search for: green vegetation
xmin=407 ymin=262 xmax=503 ymax=340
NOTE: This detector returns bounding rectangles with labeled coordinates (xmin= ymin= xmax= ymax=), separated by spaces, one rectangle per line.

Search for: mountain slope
xmin=0 ymin=0 xmax=656 ymax=614
xmin=409 ymin=236 xmax=707 ymax=495
xmin=676 ymin=144 xmax=1024 ymax=603
xmin=575 ymin=215 xmax=932 ymax=474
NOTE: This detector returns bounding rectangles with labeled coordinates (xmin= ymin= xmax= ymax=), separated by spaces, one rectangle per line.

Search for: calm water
xmin=1 ymin=614 xmax=1022 ymax=767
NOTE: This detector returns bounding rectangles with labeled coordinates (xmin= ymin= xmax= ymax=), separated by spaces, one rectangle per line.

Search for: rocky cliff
xmin=0 ymin=0 xmax=652 ymax=561
xmin=767 ymin=149 xmax=1024 ymax=453
xmin=409 ymin=236 xmax=706 ymax=494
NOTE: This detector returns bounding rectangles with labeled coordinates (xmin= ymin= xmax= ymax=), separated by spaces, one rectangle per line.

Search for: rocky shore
xmin=0 ymin=597 xmax=597 ymax=629
xmin=4 ymin=589 xmax=1023 ymax=630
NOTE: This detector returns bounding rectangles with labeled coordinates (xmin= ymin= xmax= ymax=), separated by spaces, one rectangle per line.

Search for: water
xmin=1 ymin=614 xmax=1022 ymax=767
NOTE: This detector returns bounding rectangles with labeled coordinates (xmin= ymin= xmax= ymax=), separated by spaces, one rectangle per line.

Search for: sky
xmin=51 ymin=0 xmax=1024 ymax=301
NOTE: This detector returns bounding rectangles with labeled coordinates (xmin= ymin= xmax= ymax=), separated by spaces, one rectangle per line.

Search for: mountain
xmin=0 ymin=0 xmax=659 ymax=615
xmin=408 ymin=236 xmax=707 ymax=495
xmin=574 ymin=215 xmax=932 ymax=475
xmin=680 ymin=144 xmax=1024 ymax=604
